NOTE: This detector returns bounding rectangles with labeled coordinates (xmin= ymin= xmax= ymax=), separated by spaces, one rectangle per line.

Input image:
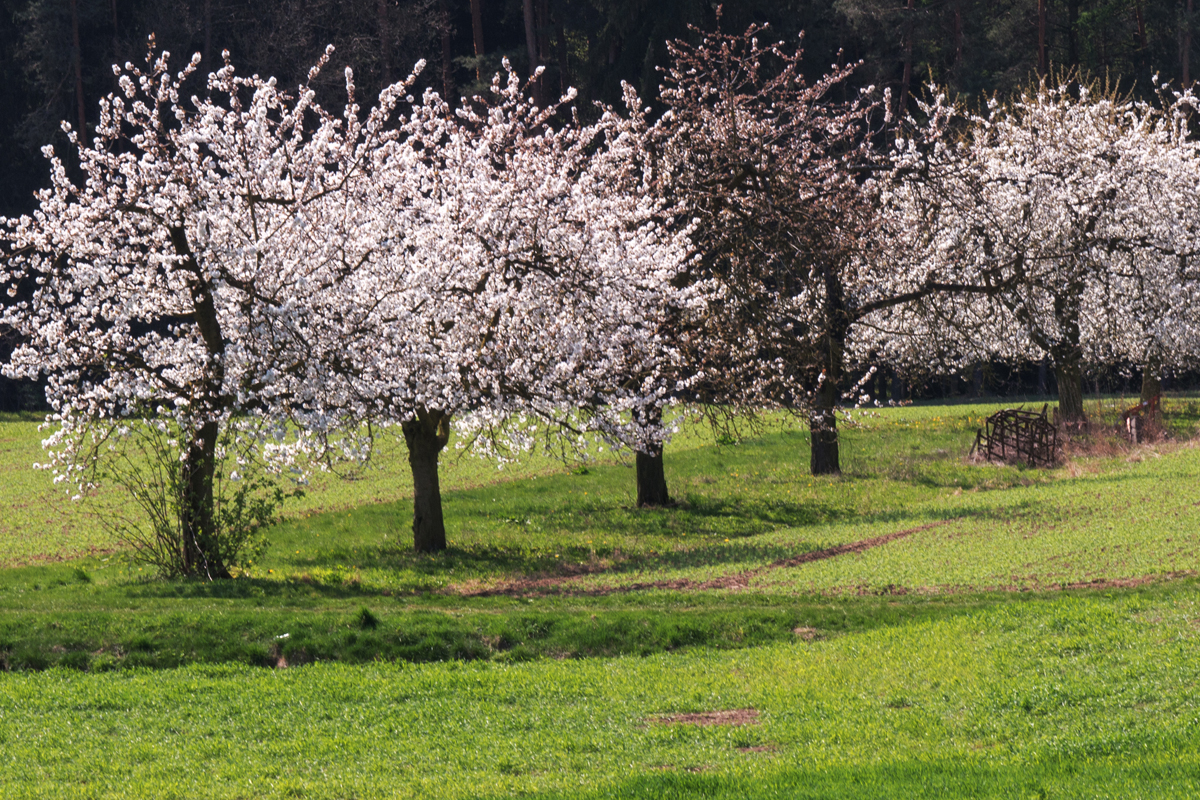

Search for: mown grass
xmin=2 ymin=397 xmax=1199 ymax=671
xmin=1 ymin=582 xmax=1198 ymax=798
xmin=254 ymin=397 xmax=1200 ymax=595
xmin=2 ymin=397 xmax=1200 ymax=797
xmin=0 ymin=413 xmax=645 ymax=568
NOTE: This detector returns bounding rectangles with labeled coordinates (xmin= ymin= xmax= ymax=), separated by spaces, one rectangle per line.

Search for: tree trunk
xmin=556 ymin=14 xmax=569 ymax=95
xmin=1134 ymin=0 xmax=1148 ymax=51
xmin=898 ymin=0 xmax=915 ymax=117
xmin=167 ymin=225 xmax=229 ymax=579
xmin=951 ymin=2 xmax=963 ymax=86
xmin=1047 ymin=279 xmax=1087 ymax=426
xmin=203 ymin=0 xmax=212 ymax=68
xmin=635 ymin=449 xmax=670 ymax=507
xmin=1054 ymin=359 xmax=1086 ymax=425
xmin=522 ymin=0 xmax=542 ymax=105
xmin=110 ymin=0 xmax=119 ymax=65
xmin=402 ymin=407 xmax=450 ymax=552
xmin=810 ymin=263 xmax=849 ymax=476
xmin=469 ymin=0 xmax=486 ymax=82
xmin=1037 ymin=0 xmax=1048 ymax=78
xmin=537 ymin=0 xmax=551 ymax=76
xmin=1141 ymin=352 xmax=1162 ymax=404
xmin=440 ymin=0 xmax=454 ymax=100
xmin=808 ymin=355 xmax=842 ymax=475
xmin=377 ymin=0 xmax=392 ymax=86
xmin=1067 ymin=0 xmax=1080 ymax=68
xmin=70 ymin=0 xmax=86 ymax=134
xmin=1186 ymin=0 xmax=1195 ymax=88
xmin=633 ymin=406 xmax=670 ymax=506
xmin=181 ymin=420 xmax=230 ymax=580
xmin=810 ymin=379 xmax=841 ymax=475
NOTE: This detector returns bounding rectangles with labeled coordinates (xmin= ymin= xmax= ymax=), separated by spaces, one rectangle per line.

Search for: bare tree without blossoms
xmin=861 ymin=77 xmax=1200 ymax=426
xmin=0 ymin=44 xmax=416 ymax=579
xmin=316 ymin=63 xmax=694 ymax=550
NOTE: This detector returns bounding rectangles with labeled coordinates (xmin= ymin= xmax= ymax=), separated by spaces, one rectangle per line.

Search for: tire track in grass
xmin=455 ymin=520 xmax=955 ymax=597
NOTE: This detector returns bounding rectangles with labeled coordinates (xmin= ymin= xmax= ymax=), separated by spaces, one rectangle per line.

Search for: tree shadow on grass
xmin=519 ymin=758 xmax=1194 ymax=800
xmin=121 ymin=436 xmax=1121 ymax=600
xmin=248 ymin=502 xmax=1037 ymax=597
xmin=120 ymin=574 xmax=387 ymax=601
xmin=94 ymin=461 xmax=1071 ymax=601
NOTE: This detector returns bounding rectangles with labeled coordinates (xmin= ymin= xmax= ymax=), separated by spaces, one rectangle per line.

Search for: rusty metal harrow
xmin=969 ymin=404 xmax=1059 ymax=467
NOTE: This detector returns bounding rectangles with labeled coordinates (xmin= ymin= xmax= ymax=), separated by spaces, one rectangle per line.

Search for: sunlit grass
xmin=5 ymin=397 xmax=1200 ymax=595
xmin=4 ymin=399 xmax=1200 ymax=796
xmin=1 ymin=584 xmax=1198 ymax=798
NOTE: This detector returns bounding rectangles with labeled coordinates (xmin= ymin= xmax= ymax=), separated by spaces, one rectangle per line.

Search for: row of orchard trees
xmin=0 ymin=44 xmax=700 ymax=578
xmin=864 ymin=78 xmax=1200 ymax=427
xmin=4 ymin=27 xmax=1200 ymax=577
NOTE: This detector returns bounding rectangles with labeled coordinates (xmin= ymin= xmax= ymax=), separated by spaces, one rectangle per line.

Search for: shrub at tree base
xmin=96 ymin=420 xmax=301 ymax=579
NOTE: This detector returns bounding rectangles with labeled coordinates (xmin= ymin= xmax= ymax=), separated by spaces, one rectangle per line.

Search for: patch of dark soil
xmin=649 ymin=708 xmax=759 ymax=727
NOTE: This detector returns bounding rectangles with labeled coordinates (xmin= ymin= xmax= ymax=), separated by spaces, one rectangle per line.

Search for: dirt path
xmin=454 ymin=520 xmax=955 ymax=598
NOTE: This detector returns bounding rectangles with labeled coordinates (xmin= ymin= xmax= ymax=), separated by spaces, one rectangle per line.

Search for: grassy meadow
xmin=2 ymin=396 xmax=1200 ymax=797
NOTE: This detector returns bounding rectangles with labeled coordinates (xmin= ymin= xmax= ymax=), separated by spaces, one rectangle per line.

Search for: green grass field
xmin=2 ymin=397 xmax=1199 ymax=798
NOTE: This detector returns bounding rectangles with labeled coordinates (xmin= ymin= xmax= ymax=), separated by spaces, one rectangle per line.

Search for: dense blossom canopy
xmin=0 ymin=45 xmax=697 ymax=557
xmin=859 ymin=79 xmax=1200 ymax=418
xmin=0 ymin=46 xmax=421 ymax=486
xmin=8 ymin=32 xmax=1200 ymax=565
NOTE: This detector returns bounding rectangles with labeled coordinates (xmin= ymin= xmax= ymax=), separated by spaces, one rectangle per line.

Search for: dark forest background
xmin=1 ymin=0 xmax=1196 ymax=409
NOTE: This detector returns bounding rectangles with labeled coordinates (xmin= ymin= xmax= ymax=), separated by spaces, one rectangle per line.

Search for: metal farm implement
xmin=969 ymin=405 xmax=1059 ymax=467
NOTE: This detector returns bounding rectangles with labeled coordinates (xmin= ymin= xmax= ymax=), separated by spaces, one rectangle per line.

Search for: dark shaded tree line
xmin=4 ymin=0 xmax=1199 ymax=219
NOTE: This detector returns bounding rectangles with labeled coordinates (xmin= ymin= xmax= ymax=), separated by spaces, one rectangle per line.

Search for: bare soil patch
xmin=648 ymin=708 xmax=759 ymax=727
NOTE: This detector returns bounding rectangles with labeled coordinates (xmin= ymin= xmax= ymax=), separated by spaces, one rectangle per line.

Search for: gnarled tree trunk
xmin=181 ymin=420 xmax=230 ymax=580
xmin=634 ymin=406 xmax=670 ymax=507
xmin=402 ymin=407 xmax=450 ymax=552
xmin=810 ymin=265 xmax=849 ymax=476
xmin=1053 ymin=358 xmax=1086 ymax=426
